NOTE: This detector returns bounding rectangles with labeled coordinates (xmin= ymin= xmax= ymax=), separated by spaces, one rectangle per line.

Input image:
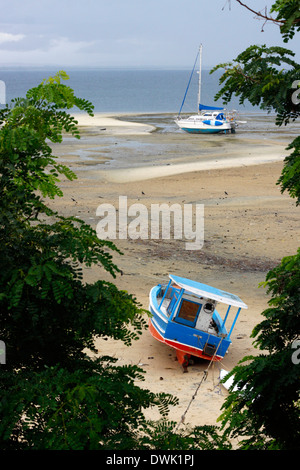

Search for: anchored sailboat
xmin=175 ymin=45 xmax=237 ymax=134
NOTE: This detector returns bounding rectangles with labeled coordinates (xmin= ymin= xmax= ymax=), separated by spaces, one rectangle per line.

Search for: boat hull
xmin=148 ymin=318 xmax=224 ymax=364
xmin=149 ymin=285 xmax=231 ymax=368
xmin=175 ymin=119 xmax=233 ymax=134
xmin=181 ymin=127 xmax=229 ymax=134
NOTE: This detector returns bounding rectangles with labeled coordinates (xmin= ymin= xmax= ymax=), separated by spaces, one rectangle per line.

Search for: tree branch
xmin=235 ymin=0 xmax=284 ymax=25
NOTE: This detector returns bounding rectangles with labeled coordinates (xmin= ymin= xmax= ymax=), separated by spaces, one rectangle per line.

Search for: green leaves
xmin=216 ymin=248 xmax=300 ymax=449
xmin=253 ymin=248 xmax=300 ymax=350
xmin=277 ymin=136 xmax=300 ymax=204
xmin=211 ymin=45 xmax=299 ymax=114
xmin=211 ymin=43 xmax=300 ymax=203
xmin=209 ymin=2 xmax=300 ymax=450
xmin=0 ymin=363 xmax=149 ymax=450
xmin=0 ymin=363 xmax=232 ymax=450
xmin=271 ymin=0 xmax=300 ymax=42
xmin=0 ymin=71 xmax=234 ymax=450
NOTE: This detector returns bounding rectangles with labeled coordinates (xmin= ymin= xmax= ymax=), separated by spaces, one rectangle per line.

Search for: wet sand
xmin=48 ymin=112 xmax=299 ymax=430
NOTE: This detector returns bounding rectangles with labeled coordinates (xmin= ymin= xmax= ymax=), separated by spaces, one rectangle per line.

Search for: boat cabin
xmin=181 ymin=111 xmax=226 ymax=122
xmin=160 ymin=288 xmax=218 ymax=335
xmin=149 ymin=274 xmax=248 ymax=369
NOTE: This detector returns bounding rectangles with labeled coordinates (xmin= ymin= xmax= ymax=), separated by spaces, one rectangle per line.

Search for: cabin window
xmin=175 ymin=299 xmax=201 ymax=327
xmin=203 ymin=302 xmax=214 ymax=313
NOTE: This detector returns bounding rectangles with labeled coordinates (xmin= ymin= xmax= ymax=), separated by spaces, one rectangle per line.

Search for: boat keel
xmin=176 ymin=350 xmax=191 ymax=373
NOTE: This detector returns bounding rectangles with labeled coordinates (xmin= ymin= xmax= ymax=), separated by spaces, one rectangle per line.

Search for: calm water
xmin=1 ymin=68 xmax=298 ymax=141
xmin=0 ymin=67 xmax=252 ymax=114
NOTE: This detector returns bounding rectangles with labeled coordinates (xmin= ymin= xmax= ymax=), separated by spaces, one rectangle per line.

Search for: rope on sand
xmin=174 ymin=338 xmax=224 ymax=432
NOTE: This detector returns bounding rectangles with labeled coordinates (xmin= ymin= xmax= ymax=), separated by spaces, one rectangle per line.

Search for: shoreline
xmin=73 ymin=112 xmax=157 ymax=134
xmin=63 ymin=111 xmax=290 ymax=184
xmin=98 ymin=150 xmax=285 ymax=183
xmin=67 ymin=113 xmax=287 ymax=183
xmin=49 ymin=112 xmax=299 ymax=429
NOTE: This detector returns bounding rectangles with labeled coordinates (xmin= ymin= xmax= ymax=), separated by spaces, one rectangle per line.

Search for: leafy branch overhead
xmin=211 ymin=44 xmax=300 ymax=204
xmin=214 ymin=1 xmax=300 ymax=451
xmin=211 ymin=45 xmax=300 ymax=124
xmin=234 ymin=0 xmax=300 ymax=41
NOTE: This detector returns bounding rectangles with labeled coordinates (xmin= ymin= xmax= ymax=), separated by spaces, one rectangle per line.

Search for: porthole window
xmin=203 ymin=302 xmax=214 ymax=313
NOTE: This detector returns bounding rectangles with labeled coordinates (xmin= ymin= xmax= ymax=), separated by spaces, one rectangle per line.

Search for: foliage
xmin=218 ymin=249 xmax=300 ymax=450
xmin=213 ymin=1 xmax=300 ymax=450
xmin=211 ymin=45 xmax=300 ymax=124
xmin=0 ymin=72 xmax=231 ymax=450
xmin=139 ymin=422 xmax=232 ymax=451
xmin=0 ymin=71 xmax=140 ymax=371
xmin=255 ymin=249 xmax=300 ymax=352
xmin=234 ymin=0 xmax=300 ymax=43
xmin=0 ymin=358 xmax=231 ymax=450
xmin=0 ymin=361 xmax=180 ymax=450
xmin=211 ymin=44 xmax=300 ymax=204
xmin=277 ymin=135 xmax=300 ymax=205
xmin=270 ymin=0 xmax=300 ymax=42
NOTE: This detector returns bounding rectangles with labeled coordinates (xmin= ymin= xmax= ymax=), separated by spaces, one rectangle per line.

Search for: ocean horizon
xmin=0 ymin=67 xmax=256 ymax=115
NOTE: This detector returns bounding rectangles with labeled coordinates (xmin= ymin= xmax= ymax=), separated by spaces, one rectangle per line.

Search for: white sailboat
xmin=175 ymin=45 xmax=237 ymax=134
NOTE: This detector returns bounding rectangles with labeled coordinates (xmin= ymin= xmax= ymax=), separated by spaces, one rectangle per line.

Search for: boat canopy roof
xmin=169 ymin=275 xmax=248 ymax=309
xmin=199 ymin=104 xmax=224 ymax=111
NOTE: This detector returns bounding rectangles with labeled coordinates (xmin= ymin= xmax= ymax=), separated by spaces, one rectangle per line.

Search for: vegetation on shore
xmin=210 ymin=0 xmax=300 ymax=450
xmin=0 ymin=71 xmax=232 ymax=450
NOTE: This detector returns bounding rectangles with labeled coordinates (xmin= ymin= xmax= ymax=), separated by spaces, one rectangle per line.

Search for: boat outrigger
xmin=149 ymin=274 xmax=248 ymax=371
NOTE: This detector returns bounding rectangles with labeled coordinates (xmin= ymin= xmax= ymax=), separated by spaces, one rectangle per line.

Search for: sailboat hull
xmin=181 ymin=127 xmax=229 ymax=134
xmin=175 ymin=118 xmax=233 ymax=134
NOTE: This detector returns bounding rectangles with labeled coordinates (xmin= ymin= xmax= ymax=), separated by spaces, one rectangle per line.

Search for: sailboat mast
xmin=197 ymin=44 xmax=202 ymax=114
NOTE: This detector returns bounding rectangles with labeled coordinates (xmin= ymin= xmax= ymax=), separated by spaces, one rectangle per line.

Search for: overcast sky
xmin=0 ymin=0 xmax=299 ymax=68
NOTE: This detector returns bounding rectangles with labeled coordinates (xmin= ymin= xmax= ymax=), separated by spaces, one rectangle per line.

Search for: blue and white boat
xmin=175 ymin=44 xmax=238 ymax=134
xmin=175 ymin=107 xmax=235 ymax=134
xmin=149 ymin=274 xmax=248 ymax=371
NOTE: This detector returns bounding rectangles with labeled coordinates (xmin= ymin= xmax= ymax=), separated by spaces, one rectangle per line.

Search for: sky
xmin=0 ymin=0 xmax=299 ymax=69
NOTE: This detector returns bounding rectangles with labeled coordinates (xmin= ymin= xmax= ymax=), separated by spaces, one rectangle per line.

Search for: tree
xmin=234 ymin=0 xmax=300 ymax=41
xmin=217 ymin=2 xmax=300 ymax=205
xmin=218 ymin=250 xmax=300 ymax=449
xmin=0 ymin=72 xmax=230 ymax=450
xmin=211 ymin=1 xmax=300 ymax=450
xmin=0 ymin=71 xmax=145 ymax=371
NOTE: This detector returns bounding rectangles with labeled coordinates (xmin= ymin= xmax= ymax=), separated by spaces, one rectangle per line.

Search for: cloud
xmin=0 ymin=32 xmax=25 ymax=44
xmin=0 ymin=35 xmax=103 ymax=67
xmin=49 ymin=37 xmax=96 ymax=53
xmin=0 ymin=0 xmax=299 ymax=68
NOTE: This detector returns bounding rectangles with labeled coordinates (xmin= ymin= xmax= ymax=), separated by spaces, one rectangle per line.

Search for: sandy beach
xmin=49 ymin=112 xmax=299 ymax=431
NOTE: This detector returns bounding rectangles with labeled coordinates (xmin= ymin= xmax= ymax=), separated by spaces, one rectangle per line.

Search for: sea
xmin=0 ymin=67 xmax=253 ymax=114
xmin=0 ymin=67 xmax=298 ymax=140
